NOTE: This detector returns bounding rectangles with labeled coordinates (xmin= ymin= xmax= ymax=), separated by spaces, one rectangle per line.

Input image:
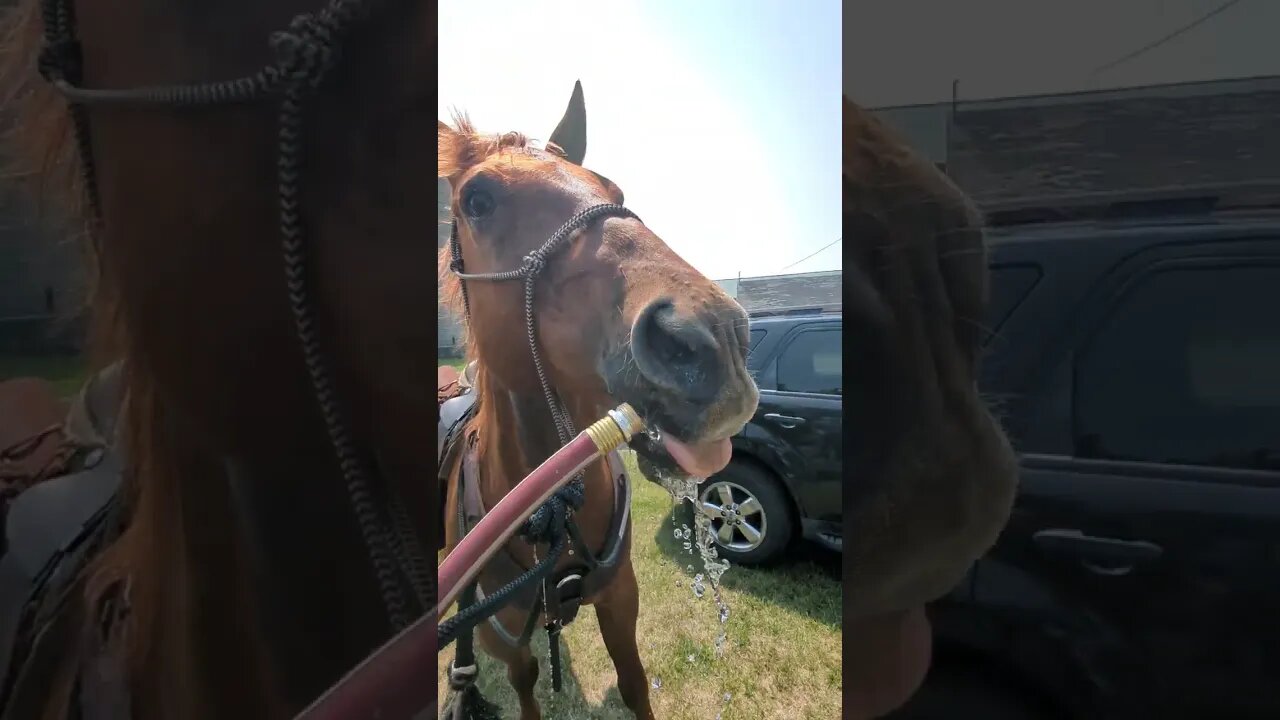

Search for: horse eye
xmin=462 ymin=187 xmax=495 ymax=219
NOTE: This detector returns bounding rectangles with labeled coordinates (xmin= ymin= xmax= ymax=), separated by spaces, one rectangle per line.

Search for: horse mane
xmin=0 ymin=0 xmax=86 ymax=219
xmin=0 ymin=0 xmax=123 ymax=363
xmin=0 ymin=3 xmax=271 ymax=717
xmin=438 ymin=111 xmax=567 ymax=464
xmin=437 ymin=110 xmax=542 ymax=361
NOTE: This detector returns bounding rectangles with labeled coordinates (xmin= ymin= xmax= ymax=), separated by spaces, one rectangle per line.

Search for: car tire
xmin=886 ymin=665 xmax=1058 ymax=720
xmin=696 ymin=460 xmax=793 ymax=566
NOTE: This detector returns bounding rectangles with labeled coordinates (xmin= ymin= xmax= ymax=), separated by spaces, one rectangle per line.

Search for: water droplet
xmin=657 ymin=471 xmax=735 ymax=700
xmin=651 ymin=677 xmax=662 ymax=690
xmin=686 ymin=654 xmax=695 ymax=663
xmin=723 ymin=692 xmax=732 ymax=703
xmin=675 ymin=578 xmax=683 ymax=588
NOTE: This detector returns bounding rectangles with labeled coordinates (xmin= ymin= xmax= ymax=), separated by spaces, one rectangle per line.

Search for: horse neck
xmin=109 ymin=365 xmax=396 ymax=716
xmin=219 ymin=435 xmax=404 ymax=709
xmin=472 ymin=374 xmax=617 ymax=544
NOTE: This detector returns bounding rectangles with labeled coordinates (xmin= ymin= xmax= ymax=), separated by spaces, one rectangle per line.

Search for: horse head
xmin=438 ymin=82 xmax=760 ymax=481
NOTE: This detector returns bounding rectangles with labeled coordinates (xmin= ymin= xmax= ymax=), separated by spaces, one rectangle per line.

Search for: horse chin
xmin=627 ymin=425 xmax=729 ymax=490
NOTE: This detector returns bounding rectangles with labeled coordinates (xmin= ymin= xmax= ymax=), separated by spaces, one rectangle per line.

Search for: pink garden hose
xmin=293 ymin=403 xmax=644 ymax=720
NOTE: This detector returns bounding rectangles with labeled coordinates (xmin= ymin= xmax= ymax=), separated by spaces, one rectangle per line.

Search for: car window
xmin=776 ymin=328 xmax=841 ymax=395
xmin=1073 ymin=264 xmax=1280 ymax=471
xmin=985 ymin=264 xmax=1042 ymax=344
xmin=748 ymin=329 xmax=767 ymax=351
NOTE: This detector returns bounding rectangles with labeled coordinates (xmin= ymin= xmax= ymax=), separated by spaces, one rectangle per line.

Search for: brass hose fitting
xmin=586 ymin=403 xmax=646 ymax=453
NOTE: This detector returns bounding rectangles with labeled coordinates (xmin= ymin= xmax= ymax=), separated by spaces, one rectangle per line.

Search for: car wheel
xmin=696 ymin=460 xmax=793 ymax=565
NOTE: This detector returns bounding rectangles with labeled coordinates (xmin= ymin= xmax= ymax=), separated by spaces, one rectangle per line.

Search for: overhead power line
xmin=1092 ymin=0 xmax=1245 ymax=76
xmin=780 ymin=237 xmax=841 ymax=271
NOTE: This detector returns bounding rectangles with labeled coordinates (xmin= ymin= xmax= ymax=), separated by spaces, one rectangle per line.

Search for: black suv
xmin=894 ymin=210 xmax=1280 ymax=719
xmin=697 ymin=307 xmax=842 ymax=565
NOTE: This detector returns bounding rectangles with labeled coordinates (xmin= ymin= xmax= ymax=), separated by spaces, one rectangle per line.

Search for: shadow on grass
xmin=442 ymin=628 xmax=640 ymax=720
xmin=651 ymin=500 xmax=842 ymax=631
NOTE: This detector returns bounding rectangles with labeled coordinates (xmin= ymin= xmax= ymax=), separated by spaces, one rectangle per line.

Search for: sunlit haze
xmin=439 ymin=0 xmax=841 ymax=279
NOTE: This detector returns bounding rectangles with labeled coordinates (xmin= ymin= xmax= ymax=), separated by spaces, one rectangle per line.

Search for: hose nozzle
xmin=586 ymin=403 xmax=646 ymax=454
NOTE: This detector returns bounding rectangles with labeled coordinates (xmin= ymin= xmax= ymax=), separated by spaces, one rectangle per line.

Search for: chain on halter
xmin=35 ymin=0 xmax=433 ymax=632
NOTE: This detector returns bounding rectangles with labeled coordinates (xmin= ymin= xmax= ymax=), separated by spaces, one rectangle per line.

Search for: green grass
xmin=0 ymin=353 xmax=90 ymax=398
xmin=439 ymin=453 xmax=842 ymax=719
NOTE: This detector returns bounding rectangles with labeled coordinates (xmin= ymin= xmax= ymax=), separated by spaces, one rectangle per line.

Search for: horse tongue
xmin=660 ymin=435 xmax=732 ymax=477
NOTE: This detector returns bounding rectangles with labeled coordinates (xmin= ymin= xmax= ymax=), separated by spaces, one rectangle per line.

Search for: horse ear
xmin=548 ymin=80 xmax=587 ymax=165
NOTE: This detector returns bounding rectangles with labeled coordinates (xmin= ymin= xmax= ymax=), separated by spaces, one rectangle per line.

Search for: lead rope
xmin=448 ymin=202 xmax=639 ymax=694
xmin=36 ymin=0 xmax=434 ymax=632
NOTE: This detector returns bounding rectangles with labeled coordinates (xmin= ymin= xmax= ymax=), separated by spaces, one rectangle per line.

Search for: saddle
xmin=0 ymin=378 xmax=75 ymax=518
xmin=0 ymin=363 xmax=128 ymax=720
xmin=438 ymin=362 xmax=477 ymax=553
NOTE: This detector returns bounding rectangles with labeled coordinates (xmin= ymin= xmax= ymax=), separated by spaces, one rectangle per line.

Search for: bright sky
xmin=438 ymin=0 xmax=841 ymax=280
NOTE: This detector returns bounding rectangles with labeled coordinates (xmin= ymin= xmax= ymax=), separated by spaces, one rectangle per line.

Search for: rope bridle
xmin=448 ymin=202 xmax=639 ymax=451
xmin=35 ymin=0 xmax=432 ymax=631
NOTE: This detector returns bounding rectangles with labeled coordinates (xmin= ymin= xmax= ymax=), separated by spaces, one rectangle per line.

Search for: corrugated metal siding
xmin=872 ymin=77 xmax=1280 ymax=210
xmin=733 ymin=271 xmax=842 ymax=312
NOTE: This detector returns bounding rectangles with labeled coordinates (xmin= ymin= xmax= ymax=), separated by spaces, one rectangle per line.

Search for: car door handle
xmin=1033 ymin=529 xmax=1163 ymax=576
xmin=762 ymin=413 xmax=806 ymax=428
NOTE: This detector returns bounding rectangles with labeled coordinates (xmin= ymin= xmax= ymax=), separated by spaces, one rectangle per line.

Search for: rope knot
xmin=520 ymin=478 xmax=585 ymax=544
xmin=520 ymin=251 xmax=547 ymax=275
xmin=37 ymin=38 xmax=82 ymax=83
xmin=269 ymin=12 xmax=337 ymax=85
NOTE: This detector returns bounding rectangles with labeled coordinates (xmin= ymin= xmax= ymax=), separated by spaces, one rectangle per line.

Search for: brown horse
xmin=841 ymin=97 xmax=1019 ymax=719
xmin=437 ymin=85 xmax=760 ymax=720
xmin=0 ymin=0 xmax=435 ymax=718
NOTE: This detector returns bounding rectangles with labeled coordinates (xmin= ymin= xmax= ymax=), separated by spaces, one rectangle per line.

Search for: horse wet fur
xmin=0 ymin=1 xmax=433 ymax=718
xmin=438 ymin=83 xmax=759 ymax=720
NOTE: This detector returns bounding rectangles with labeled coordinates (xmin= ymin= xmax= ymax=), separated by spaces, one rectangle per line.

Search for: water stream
xmin=632 ymin=428 xmax=734 ymax=718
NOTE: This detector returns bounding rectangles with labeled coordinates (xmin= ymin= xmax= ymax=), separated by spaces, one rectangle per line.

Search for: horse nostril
xmin=631 ymin=300 xmax=722 ymax=402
